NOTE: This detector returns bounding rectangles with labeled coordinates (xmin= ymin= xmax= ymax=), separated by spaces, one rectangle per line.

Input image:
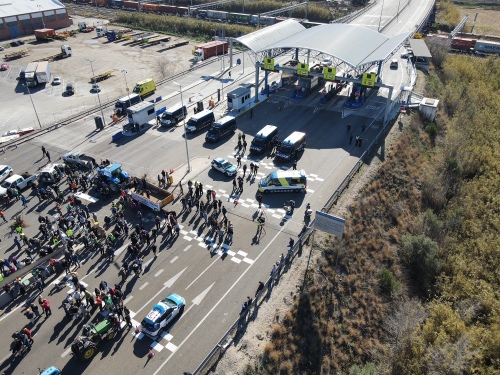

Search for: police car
xmin=211 ymin=157 xmax=238 ymax=177
xmin=141 ymin=294 xmax=185 ymax=338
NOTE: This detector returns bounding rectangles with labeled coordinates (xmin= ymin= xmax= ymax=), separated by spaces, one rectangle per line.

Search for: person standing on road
xmin=46 ymin=151 xmax=51 ymax=162
xmin=42 ymin=299 xmax=52 ymax=318
xmin=14 ymin=236 xmax=22 ymax=251
xmin=0 ymin=210 xmax=7 ymax=223
xmin=20 ymin=195 xmax=28 ymax=208
xmin=292 ymin=160 xmax=297 ymax=170
xmin=42 ymin=146 xmax=46 ymax=157
xmin=236 ymin=155 xmax=241 ymax=168
xmin=242 ymin=164 xmax=247 ymax=177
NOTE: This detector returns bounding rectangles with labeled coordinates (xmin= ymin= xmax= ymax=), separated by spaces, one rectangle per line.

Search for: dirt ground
xmin=212 ymin=70 xmax=427 ymax=374
xmin=0 ymin=14 xmax=197 ymax=130
xmin=458 ymin=8 xmax=500 ymax=36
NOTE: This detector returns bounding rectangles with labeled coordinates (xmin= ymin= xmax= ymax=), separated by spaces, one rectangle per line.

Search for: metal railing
xmin=191 ymin=223 xmax=314 ymax=374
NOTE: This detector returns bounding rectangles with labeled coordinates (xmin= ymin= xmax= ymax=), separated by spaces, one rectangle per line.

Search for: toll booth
xmin=227 ymin=86 xmax=251 ymax=111
xmin=123 ymin=102 xmax=155 ymax=136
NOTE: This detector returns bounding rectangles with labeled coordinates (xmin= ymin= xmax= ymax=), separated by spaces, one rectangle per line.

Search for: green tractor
xmin=70 ymin=318 xmax=118 ymax=360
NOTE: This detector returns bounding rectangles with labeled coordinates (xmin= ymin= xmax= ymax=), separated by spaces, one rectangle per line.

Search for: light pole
xmin=86 ymin=58 xmax=106 ymax=126
xmin=24 ymin=84 xmax=42 ymax=129
xmin=378 ymin=0 xmax=385 ymax=32
xmin=173 ymin=82 xmax=191 ymax=172
xmin=37 ymin=5 xmax=46 ymax=29
xmin=121 ymin=69 xmax=132 ymax=108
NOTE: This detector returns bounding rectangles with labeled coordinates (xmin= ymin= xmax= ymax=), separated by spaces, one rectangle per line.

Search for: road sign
xmin=323 ymin=66 xmax=336 ymax=81
xmin=263 ymin=57 xmax=275 ymax=71
xmin=314 ymin=211 xmax=345 ymax=237
xmin=297 ymin=63 xmax=309 ymax=76
xmin=361 ymin=72 xmax=377 ymax=87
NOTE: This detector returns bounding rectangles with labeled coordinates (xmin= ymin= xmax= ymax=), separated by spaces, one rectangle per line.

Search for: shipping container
xmin=251 ymin=15 xmax=276 ymax=25
xmin=450 ymin=37 xmax=476 ymax=50
xmin=90 ymin=0 xmax=106 ymax=5
xmin=474 ymin=40 xmax=500 ymax=54
xmin=228 ymin=12 xmax=251 ymax=24
xmin=107 ymin=0 xmax=124 ymax=7
xmin=123 ymin=1 xmax=139 ymax=9
xmin=159 ymin=5 xmax=177 ymax=14
xmin=35 ymin=28 xmax=55 ymax=40
xmin=141 ymin=3 xmax=159 ymax=12
xmin=206 ymin=10 xmax=228 ymax=20
xmin=177 ymin=7 xmax=189 ymax=16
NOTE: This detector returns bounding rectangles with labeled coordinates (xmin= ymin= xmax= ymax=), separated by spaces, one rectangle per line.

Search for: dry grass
xmin=459 ymin=8 xmax=500 ymax=36
xmin=261 ymin=128 xmax=430 ymax=373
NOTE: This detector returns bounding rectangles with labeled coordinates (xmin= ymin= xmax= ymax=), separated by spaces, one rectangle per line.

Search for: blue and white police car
xmin=141 ymin=294 xmax=185 ymax=338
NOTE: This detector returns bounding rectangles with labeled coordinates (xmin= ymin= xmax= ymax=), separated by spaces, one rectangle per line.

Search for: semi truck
xmin=25 ymin=62 xmax=38 ymax=87
xmin=34 ymin=45 xmax=72 ymax=62
xmin=193 ymin=41 xmax=228 ymax=62
xmin=96 ymin=26 xmax=107 ymax=37
xmin=35 ymin=61 xmax=51 ymax=85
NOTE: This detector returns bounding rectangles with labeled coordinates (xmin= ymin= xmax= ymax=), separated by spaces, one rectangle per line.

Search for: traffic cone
xmin=135 ymin=325 xmax=140 ymax=334
xmin=148 ymin=349 xmax=155 ymax=358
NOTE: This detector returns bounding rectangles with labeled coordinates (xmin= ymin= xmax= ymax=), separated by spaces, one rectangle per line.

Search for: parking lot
xmin=0 ymin=15 xmax=197 ymax=132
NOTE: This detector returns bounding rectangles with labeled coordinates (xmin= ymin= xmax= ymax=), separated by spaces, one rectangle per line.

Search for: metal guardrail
xmin=191 ymin=223 xmax=314 ymax=375
xmin=331 ymin=0 xmax=377 ymax=24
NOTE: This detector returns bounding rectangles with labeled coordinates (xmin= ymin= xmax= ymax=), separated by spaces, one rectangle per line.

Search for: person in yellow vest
xmin=66 ymin=229 xmax=73 ymax=238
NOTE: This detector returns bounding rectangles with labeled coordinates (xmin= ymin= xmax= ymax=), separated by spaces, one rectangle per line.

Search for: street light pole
xmin=24 ymin=84 xmax=42 ymax=129
xmin=378 ymin=0 xmax=385 ymax=32
xmin=173 ymin=82 xmax=191 ymax=172
xmin=38 ymin=5 xmax=46 ymax=29
xmin=86 ymin=58 xmax=106 ymax=126
xmin=121 ymin=69 xmax=132 ymax=108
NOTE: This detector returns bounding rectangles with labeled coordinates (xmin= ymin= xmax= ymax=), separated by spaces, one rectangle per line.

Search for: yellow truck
xmin=133 ymin=78 xmax=156 ymax=98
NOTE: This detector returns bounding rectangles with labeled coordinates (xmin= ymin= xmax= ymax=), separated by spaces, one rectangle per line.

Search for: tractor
xmin=70 ymin=318 xmax=118 ymax=360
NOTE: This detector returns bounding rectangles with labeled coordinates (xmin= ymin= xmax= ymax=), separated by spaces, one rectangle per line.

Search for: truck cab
xmin=96 ymin=26 xmax=107 ymax=37
xmin=133 ymin=79 xmax=156 ymax=98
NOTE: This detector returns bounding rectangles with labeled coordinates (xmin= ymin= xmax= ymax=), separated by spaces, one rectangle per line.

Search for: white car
xmin=0 ymin=165 xmax=13 ymax=182
xmin=141 ymin=294 xmax=185 ymax=338
xmin=52 ymin=77 xmax=61 ymax=85
xmin=321 ymin=58 xmax=333 ymax=66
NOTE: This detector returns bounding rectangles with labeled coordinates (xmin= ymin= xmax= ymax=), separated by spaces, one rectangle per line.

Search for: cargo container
xmin=90 ymin=0 xmax=106 ymax=5
xmin=474 ymin=40 xmax=500 ymax=54
xmin=450 ymin=37 xmax=476 ymax=50
xmin=177 ymin=7 xmax=189 ymax=15
xmin=158 ymin=5 xmax=177 ymax=14
xmin=123 ymin=1 xmax=139 ymax=9
xmin=35 ymin=28 xmax=56 ymax=41
xmin=107 ymin=0 xmax=124 ymax=7
xmin=35 ymin=61 xmax=51 ymax=84
xmin=228 ymin=12 xmax=251 ymax=24
xmin=25 ymin=62 xmax=38 ymax=87
xmin=193 ymin=40 xmax=228 ymax=62
xmin=141 ymin=3 xmax=159 ymax=12
xmin=251 ymin=15 xmax=276 ymax=26
xmin=206 ymin=10 xmax=228 ymax=20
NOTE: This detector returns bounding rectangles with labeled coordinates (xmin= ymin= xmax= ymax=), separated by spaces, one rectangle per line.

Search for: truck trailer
xmin=35 ymin=28 xmax=56 ymax=41
xmin=25 ymin=62 xmax=38 ymax=87
xmin=193 ymin=41 xmax=228 ymax=62
xmin=35 ymin=61 xmax=51 ymax=85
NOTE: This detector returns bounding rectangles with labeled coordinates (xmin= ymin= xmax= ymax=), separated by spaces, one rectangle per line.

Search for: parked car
xmin=141 ymin=294 xmax=185 ymax=339
xmin=0 ymin=165 xmax=13 ymax=182
xmin=62 ymin=151 xmax=94 ymax=168
xmin=0 ymin=63 xmax=8 ymax=71
xmin=91 ymin=83 xmax=100 ymax=93
xmin=211 ymin=157 xmax=237 ymax=177
xmin=66 ymin=83 xmax=75 ymax=95
xmin=52 ymin=77 xmax=61 ymax=85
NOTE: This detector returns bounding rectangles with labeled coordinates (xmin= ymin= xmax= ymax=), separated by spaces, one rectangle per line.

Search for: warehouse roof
xmin=236 ymin=19 xmax=410 ymax=68
xmin=0 ymin=0 xmax=66 ymax=19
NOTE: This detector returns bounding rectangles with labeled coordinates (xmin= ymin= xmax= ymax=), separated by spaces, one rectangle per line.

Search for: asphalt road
xmin=0 ymin=1 xmax=434 ymax=373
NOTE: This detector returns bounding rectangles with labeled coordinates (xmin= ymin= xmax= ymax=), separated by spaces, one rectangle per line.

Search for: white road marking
xmin=123 ymin=295 xmax=133 ymax=304
xmin=139 ymin=282 xmax=149 ymax=290
xmin=154 ymin=269 xmax=164 ymax=277
xmin=185 ymin=257 xmax=219 ymax=291
xmin=61 ymin=347 xmax=72 ymax=358
xmin=170 ymin=256 xmax=178 ymax=264
xmin=183 ymin=245 xmax=192 ymax=252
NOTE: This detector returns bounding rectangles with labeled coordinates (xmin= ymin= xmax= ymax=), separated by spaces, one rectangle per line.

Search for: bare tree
xmin=155 ymin=56 xmax=177 ymax=78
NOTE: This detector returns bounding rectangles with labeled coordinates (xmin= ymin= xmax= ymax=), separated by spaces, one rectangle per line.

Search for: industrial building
xmin=0 ymin=0 xmax=72 ymax=40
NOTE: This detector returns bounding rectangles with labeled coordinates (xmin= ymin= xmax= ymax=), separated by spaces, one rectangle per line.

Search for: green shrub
xmin=425 ymin=123 xmax=437 ymax=138
xmin=379 ymin=269 xmax=400 ymax=296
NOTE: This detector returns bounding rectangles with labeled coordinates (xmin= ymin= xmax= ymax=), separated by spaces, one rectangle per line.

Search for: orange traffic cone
xmin=148 ymin=349 xmax=155 ymax=358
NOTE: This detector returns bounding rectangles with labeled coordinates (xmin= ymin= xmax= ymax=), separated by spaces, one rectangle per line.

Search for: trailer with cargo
xmin=123 ymin=102 xmax=156 ymax=135
xmin=193 ymin=41 xmax=228 ymax=62
xmin=129 ymin=180 xmax=174 ymax=211
xmin=91 ymin=69 xmax=116 ymax=83
xmin=35 ymin=61 xmax=51 ymax=85
xmin=4 ymin=48 xmax=31 ymax=61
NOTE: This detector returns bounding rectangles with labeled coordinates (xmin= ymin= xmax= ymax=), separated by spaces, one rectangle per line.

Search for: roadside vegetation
xmin=243 ymin=7 xmax=499 ymax=375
